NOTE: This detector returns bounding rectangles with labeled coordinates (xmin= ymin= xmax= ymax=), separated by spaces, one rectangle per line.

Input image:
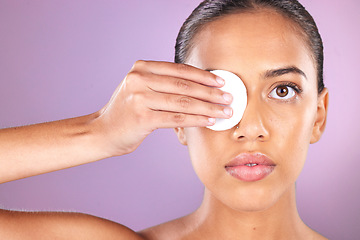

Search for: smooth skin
xmin=0 ymin=62 xmax=232 ymax=239
xmin=0 ymin=9 xmax=328 ymax=240
xmin=0 ymin=61 xmax=232 ymax=184
xmin=141 ymin=10 xmax=329 ymax=240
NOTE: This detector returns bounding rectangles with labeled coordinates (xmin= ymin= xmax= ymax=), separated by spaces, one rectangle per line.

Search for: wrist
xmin=83 ymin=112 xmax=113 ymax=160
xmin=87 ymin=110 xmax=131 ymax=159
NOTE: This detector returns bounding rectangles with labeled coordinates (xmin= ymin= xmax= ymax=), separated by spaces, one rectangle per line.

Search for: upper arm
xmin=0 ymin=209 xmax=143 ymax=240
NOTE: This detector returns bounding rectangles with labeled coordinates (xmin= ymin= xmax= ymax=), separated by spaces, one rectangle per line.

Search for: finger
xmin=145 ymin=92 xmax=233 ymax=119
xmin=132 ymin=60 xmax=224 ymax=87
xmin=145 ymin=74 xmax=233 ymax=105
xmin=148 ymin=111 xmax=216 ymax=129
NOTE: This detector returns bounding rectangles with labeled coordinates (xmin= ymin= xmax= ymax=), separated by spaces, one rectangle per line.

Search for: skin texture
xmin=0 ymin=8 xmax=328 ymax=240
xmin=140 ymin=10 xmax=328 ymax=240
xmin=0 ymin=61 xmax=231 ymax=184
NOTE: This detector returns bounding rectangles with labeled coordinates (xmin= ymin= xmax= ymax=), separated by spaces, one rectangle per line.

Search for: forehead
xmin=187 ymin=10 xmax=315 ymax=80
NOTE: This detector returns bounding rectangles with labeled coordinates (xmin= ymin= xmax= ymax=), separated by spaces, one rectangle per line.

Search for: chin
xmin=207 ymin=180 xmax=288 ymax=213
xmin=229 ymin=197 xmax=279 ymax=213
xmin=227 ymin=187 xmax=281 ymax=212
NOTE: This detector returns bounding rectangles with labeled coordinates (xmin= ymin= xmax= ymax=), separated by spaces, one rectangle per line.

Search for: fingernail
xmin=223 ymin=107 xmax=233 ymax=117
xmin=216 ymin=77 xmax=225 ymax=86
xmin=208 ymin=118 xmax=216 ymax=125
xmin=222 ymin=93 xmax=233 ymax=103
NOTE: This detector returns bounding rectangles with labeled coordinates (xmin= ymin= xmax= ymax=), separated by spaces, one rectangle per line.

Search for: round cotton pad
xmin=207 ymin=70 xmax=247 ymax=131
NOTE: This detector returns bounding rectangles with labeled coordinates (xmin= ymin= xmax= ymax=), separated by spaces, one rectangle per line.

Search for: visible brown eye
xmin=269 ymin=84 xmax=297 ymax=100
xmin=276 ymin=86 xmax=289 ymax=97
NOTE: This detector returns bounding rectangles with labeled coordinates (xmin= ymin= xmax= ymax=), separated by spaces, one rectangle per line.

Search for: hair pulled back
xmin=175 ymin=0 xmax=324 ymax=93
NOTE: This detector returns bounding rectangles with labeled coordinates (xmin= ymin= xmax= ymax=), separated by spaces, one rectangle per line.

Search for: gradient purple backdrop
xmin=0 ymin=0 xmax=359 ymax=239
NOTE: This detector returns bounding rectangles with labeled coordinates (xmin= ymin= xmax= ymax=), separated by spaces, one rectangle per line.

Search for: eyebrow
xmin=264 ymin=66 xmax=307 ymax=80
xmin=205 ymin=66 xmax=307 ymax=80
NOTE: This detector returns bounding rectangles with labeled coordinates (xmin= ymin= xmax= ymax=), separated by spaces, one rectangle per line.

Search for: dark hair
xmin=175 ymin=0 xmax=324 ymax=94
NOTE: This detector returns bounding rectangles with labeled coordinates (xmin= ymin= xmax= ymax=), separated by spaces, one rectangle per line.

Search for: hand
xmin=94 ymin=60 xmax=233 ymax=156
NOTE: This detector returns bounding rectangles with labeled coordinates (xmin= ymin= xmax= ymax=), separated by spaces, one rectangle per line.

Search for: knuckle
xmin=126 ymin=71 xmax=142 ymax=82
xmin=176 ymin=79 xmax=190 ymax=91
xmin=133 ymin=60 xmax=147 ymax=69
xmin=130 ymin=92 xmax=146 ymax=104
xmin=204 ymin=102 xmax=218 ymax=114
xmin=126 ymin=71 xmax=151 ymax=87
xmin=173 ymin=113 xmax=186 ymax=124
xmin=176 ymin=63 xmax=190 ymax=74
xmin=209 ymin=87 xmax=219 ymax=97
xmin=210 ymin=103 xmax=221 ymax=113
xmin=178 ymin=97 xmax=191 ymax=109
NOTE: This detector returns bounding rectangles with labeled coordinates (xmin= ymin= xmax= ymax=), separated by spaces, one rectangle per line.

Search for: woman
xmin=0 ymin=0 xmax=328 ymax=239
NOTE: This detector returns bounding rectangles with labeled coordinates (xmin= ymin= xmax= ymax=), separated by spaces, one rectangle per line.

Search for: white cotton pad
xmin=207 ymin=70 xmax=247 ymax=131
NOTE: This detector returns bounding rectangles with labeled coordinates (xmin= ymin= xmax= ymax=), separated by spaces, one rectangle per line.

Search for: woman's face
xmin=176 ymin=10 xmax=328 ymax=211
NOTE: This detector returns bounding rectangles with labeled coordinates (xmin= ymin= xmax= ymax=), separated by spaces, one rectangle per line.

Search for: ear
xmin=174 ymin=127 xmax=187 ymax=145
xmin=310 ymin=88 xmax=329 ymax=144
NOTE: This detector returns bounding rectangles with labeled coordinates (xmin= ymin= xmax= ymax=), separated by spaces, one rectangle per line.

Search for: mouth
xmin=225 ymin=152 xmax=276 ymax=182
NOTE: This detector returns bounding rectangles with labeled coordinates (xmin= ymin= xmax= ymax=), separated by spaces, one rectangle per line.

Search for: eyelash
xmin=270 ymin=81 xmax=303 ymax=100
xmin=276 ymin=82 xmax=302 ymax=94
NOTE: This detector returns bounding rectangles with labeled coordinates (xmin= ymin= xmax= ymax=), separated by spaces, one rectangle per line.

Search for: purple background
xmin=0 ymin=0 xmax=359 ymax=239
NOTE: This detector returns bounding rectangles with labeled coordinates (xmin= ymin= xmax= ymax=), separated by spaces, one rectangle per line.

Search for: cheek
xmin=267 ymin=99 xmax=317 ymax=179
xmin=267 ymin=91 xmax=317 ymax=140
xmin=185 ymin=128 xmax=226 ymax=184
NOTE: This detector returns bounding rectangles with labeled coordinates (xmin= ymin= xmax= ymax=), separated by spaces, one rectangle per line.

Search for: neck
xmin=186 ymin=184 xmax=310 ymax=239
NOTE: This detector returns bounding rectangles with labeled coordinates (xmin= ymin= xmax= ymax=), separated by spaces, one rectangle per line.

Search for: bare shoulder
xmin=0 ymin=209 xmax=144 ymax=240
xmin=139 ymin=221 xmax=181 ymax=240
xmin=138 ymin=215 xmax=197 ymax=240
xmin=301 ymin=226 xmax=328 ymax=240
xmin=138 ymin=215 xmax=329 ymax=240
xmin=140 ymin=223 xmax=329 ymax=240
xmin=312 ymin=231 xmax=329 ymax=240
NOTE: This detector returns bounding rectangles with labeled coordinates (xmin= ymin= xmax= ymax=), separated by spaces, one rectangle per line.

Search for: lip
xmin=225 ymin=152 xmax=276 ymax=182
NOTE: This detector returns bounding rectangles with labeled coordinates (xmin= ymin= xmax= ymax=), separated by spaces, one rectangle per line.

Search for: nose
xmin=233 ymin=97 xmax=269 ymax=142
